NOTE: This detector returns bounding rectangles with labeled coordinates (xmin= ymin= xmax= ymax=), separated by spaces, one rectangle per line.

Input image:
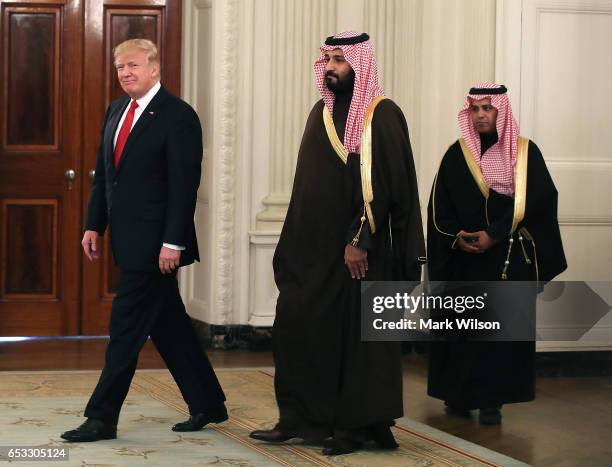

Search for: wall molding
xmin=559 ymin=217 xmax=612 ymax=226
xmin=180 ymin=0 xmax=213 ymax=310
xmin=494 ymin=0 xmax=523 ymax=109
xmin=254 ymin=0 xmax=337 ymax=233
xmin=212 ymin=0 xmax=238 ymax=324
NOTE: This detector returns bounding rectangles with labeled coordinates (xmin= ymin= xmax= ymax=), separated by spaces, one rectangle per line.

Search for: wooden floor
xmin=1 ymin=338 xmax=611 ymax=467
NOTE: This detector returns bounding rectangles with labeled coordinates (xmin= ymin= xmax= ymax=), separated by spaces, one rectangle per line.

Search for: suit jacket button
xmin=113 ymin=181 xmax=118 ymax=186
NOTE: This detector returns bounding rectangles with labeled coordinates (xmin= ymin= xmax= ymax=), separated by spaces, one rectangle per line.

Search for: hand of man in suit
xmin=82 ymin=230 xmax=101 ymax=261
xmin=159 ymin=246 xmax=181 ymax=274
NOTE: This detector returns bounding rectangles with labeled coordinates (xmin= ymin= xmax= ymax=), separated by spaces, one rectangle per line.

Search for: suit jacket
xmin=85 ymin=85 xmax=202 ymax=271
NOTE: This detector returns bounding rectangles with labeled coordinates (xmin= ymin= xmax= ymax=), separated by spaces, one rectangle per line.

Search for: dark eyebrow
xmin=471 ymin=103 xmax=491 ymax=110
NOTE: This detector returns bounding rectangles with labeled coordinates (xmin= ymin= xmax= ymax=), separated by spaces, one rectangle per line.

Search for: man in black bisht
xmin=426 ymin=83 xmax=566 ymax=425
xmin=249 ymin=31 xmax=425 ymax=455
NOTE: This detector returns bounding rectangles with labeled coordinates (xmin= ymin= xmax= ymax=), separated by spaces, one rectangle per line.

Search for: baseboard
xmin=191 ymin=321 xmax=612 ymax=376
xmin=535 ymin=351 xmax=612 ymax=377
xmin=191 ymin=321 xmax=272 ymax=351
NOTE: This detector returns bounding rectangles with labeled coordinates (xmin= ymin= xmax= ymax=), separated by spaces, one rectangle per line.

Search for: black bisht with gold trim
xmin=272 ymin=97 xmax=425 ymax=440
xmin=426 ymin=137 xmax=566 ymax=409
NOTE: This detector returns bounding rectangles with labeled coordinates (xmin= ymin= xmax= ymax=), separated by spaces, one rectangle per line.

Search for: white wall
xmin=497 ymin=0 xmax=612 ymax=350
xmin=181 ymin=0 xmax=612 ymax=349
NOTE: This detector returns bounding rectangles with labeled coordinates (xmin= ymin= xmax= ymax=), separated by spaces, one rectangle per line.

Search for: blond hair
xmin=113 ymin=39 xmax=159 ymax=65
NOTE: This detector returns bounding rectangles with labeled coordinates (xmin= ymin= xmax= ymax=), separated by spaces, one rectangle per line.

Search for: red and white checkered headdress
xmin=458 ymin=83 xmax=519 ymax=196
xmin=314 ymin=31 xmax=384 ymax=153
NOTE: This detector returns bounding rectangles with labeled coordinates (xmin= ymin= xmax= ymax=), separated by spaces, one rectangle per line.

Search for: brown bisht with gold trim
xmin=272 ymin=96 xmax=425 ymax=441
xmin=426 ymin=137 xmax=566 ymax=409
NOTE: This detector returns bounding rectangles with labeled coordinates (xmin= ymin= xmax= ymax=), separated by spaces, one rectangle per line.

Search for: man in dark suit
xmin=61 ymin=39 xmax=227 ymax=442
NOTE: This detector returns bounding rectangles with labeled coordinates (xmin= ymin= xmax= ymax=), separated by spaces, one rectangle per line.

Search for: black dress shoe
xmin=444 ymin=401 xmax=472 ymax=418
xmin=249 ymin=429 xmax=295 ymax=443
xmin=172 ymin=407 xmax=228 ymax=432
xmin=60 ymin=418 xmax=117 ymax=442
xmin=479 ymin=407 xmax=502 ymax=425
xmin=369 ymin=425 xmax=399 ymax=449
xmin=321 ymin=437 xmax=363 ymax=456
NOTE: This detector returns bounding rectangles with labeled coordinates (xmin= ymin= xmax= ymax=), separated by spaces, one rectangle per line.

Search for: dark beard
xmin=325 ymin=69 xmax=355 ymax=94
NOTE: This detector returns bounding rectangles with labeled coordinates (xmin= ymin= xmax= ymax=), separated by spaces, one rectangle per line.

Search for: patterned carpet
xmin=0 ymin=369 xmax=528 ymax=466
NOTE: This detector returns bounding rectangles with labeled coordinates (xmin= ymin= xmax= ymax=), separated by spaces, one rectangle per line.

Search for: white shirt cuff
xmin=163 ymin=242 xmax=185 ymax=251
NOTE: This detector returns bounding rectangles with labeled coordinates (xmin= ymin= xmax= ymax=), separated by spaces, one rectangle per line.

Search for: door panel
xmin=0 ymin=0 xmax=82 ymax=335
xmin=81 ymin=0 xmax=182 ymax=335
xmin=5 ymin=11 xmax=59 ymax=147
xmin=3 ymin=200 xmax=57 ymax=297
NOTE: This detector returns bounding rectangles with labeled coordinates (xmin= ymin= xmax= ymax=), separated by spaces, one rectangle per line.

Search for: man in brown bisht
xmin=427 ymin=83 xmax=566 ymax=425
xmin=249 ymin=31 xmax=425 ymax=455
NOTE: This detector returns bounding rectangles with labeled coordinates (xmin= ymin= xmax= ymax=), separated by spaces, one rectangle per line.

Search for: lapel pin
xmin=149 ymin=111 xmax=155 ymax=115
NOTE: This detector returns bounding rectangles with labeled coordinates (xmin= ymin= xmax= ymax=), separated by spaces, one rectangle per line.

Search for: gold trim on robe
xmin=511 ymin=137 xmax=529 ymax=234
xmin=459 ymin=138 xmax=490 ymax=200
xmin=431 ymin=168 xmax=459 ymax=238
xmin=322 ymin=105 xmax=348 ymax=164
xmin=360 ymin=95 xmax=386 ymax=233
xmin=459 ymin=136 xmax=530 ymax=235
xmin=322 ymin=96 xmax=386 ymax=235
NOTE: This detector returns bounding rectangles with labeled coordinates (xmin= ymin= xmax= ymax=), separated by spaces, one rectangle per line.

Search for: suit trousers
xmin=84 ymin=268 xmax=225 ymax=424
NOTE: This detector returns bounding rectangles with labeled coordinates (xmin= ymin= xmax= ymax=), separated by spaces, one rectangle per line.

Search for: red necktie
xmin=114 ymin=100 xmax=139 ymax=168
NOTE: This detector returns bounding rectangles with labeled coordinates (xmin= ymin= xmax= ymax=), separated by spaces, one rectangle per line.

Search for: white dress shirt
xmin=114 ymin=81 xmax=184 ymax=251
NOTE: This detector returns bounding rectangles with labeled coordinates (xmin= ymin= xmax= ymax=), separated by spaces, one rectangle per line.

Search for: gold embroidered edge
xmin=360 ymin=95 xmax=386 ymax=234
xmin=322 ymin=105 xmax=348 ymax=164
xmin=511 ymin=137 xmax=529 ymax=233
xmin=431 ymin=168 xmax=458 ymax=238
xmin=459 ymin=137 xmax=490 ymax=200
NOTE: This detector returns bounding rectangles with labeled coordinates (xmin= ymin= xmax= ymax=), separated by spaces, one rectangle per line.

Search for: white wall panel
xmin=500 ymin=0 xmax=612 ymax=349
